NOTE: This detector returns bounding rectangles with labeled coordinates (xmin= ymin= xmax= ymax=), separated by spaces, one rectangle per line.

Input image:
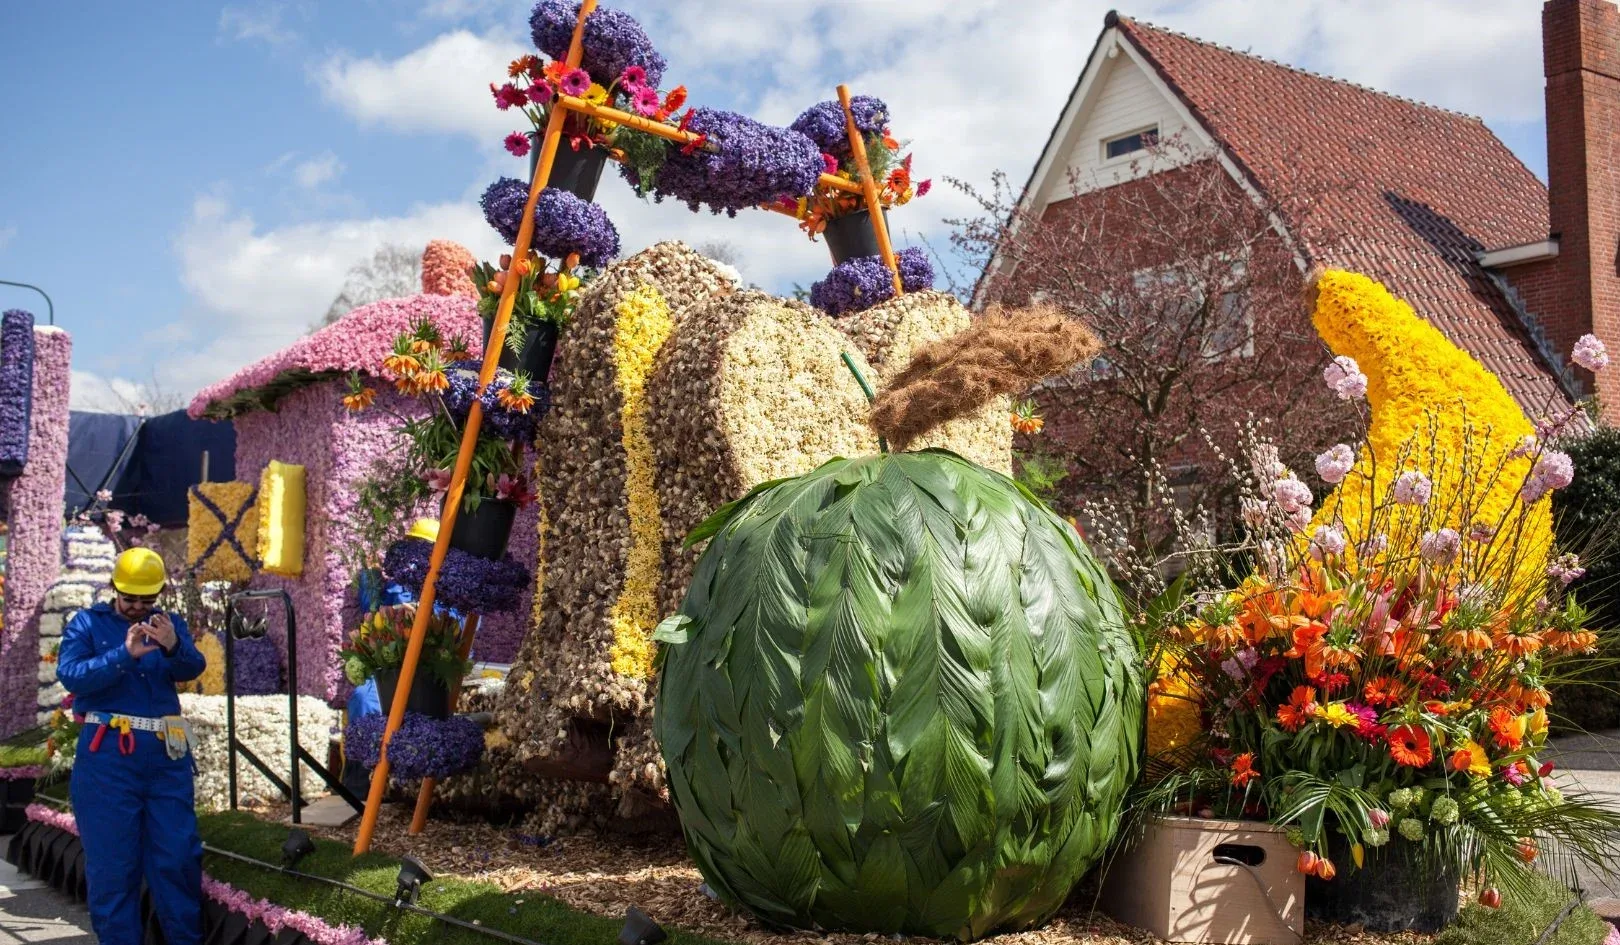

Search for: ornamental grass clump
xmin=655 ymin=308 xmax=1135 ymax=940
xmin=1131 ymin=269 xmax=1620 ymax=909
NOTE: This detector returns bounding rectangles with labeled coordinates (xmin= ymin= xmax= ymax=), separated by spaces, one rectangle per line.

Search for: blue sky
xmin=0 ymin=0 xmax=1552 ymax=410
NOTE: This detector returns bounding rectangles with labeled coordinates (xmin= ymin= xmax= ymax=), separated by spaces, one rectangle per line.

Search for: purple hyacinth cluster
xmin=529 ymin=0 xmax=666 ymax=89
xmin=443 ymin=363 xmax=548 ymax=443
xmin=808 ymin=247 xmax=936 ymax=317
xmin=632 ymin=109 xmax=822 ymax=217
xmin=0 ymin=310 xmax=37 ymax=477
xmin=224 ymin=630 xmax=283 ymax=695
xmin=481 ymin=177 xmax=530 ymax=245
xmin=344 ymin=711 xmax=484 ymax=781
xmin=789 ymin=96 xmax=889 ymax=158
xmin=533 ymin=187 xmax=619 ymax=267
xmin=382 ymin=536 xmax=532 ymax=615
xmin=481 ymin=180 xmax=619 ymax=267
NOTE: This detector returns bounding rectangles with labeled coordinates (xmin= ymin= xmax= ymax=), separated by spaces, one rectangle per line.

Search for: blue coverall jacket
xmin=57 ymin=601 xmax=207 ymax=945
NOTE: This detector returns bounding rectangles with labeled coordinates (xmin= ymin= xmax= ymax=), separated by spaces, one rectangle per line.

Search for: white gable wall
xmin=1060 ymin=52 xmax=1193 ymax=194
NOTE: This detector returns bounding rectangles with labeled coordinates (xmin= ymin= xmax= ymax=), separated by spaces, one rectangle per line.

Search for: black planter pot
xmin=447 ymin=496 xmax=517 ymax=561
xmin=529 ymin=136 xmax=608 ymax=201
xmin=823 ymin=209 xmax=889 ymax=264
xmin=480 ymin=317 xmax=558 ymax=382
xmin=1306 ymin=838 xmax=1460 ymax=932
xmin=372 ymin=667 xmax=452 ymax=720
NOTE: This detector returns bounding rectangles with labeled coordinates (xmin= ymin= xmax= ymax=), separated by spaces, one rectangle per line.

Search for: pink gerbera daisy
xmin=560 ymin=68 xmax=591 ymax=97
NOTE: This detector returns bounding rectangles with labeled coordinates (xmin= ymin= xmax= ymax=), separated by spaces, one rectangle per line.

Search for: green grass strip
xmin=198 ymin=811 xmax=735 ymax=945
xmin=1435 ymin=870 xmax=1610 ymax=945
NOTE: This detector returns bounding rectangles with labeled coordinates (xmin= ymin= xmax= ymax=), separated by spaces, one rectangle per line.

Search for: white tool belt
xmin=82 ymin=711 xmax=166 ymax=732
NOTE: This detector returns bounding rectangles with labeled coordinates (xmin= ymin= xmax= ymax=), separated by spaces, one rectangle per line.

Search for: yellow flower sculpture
xmin=1146 ymin=653 xmax=1202 ymax=758
xmin=607 ymin=284 xmax=675 ymax=679
xmin=1308 ymin=270 xmax=1552 ymax=584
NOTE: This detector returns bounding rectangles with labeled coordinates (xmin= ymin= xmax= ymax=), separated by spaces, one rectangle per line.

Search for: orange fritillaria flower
xmin=1505 ymin=681 xmax=1552 ymax=710
xmin=1230 ymin=752 xmax=1260 ymax=788
xmin=1492 ymin=627 xmax=1543 ymax=658
xmin=1543 ymin=627 xmax=1600 ymax=654
xmin=1386 ymin=725 xmax=1433 ymax=767
xmin=1442 ymin=627 xmax=1492 ymax=654
xmin=341 ymin=388 xmax=376 ymax=412
xmin=382 ymin=353 xmax=420 ymax=377
xmin=497 ymin=387 xmax=536 ymax=413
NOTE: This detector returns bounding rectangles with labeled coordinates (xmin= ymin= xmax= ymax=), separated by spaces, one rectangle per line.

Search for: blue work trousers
xmin=69 ymin=725 xmax=202 ymax=945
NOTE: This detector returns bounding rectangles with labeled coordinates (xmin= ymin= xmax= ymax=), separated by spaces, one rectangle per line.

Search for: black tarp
xmin=64 ymin=411 xmax=143 ymax=517
xmin=113 ymin=409 xmax=236 ymax=527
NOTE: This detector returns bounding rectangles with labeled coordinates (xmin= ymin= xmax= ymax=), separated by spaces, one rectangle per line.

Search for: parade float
xmin=3 ymin=1 xmax=1620 ymax=944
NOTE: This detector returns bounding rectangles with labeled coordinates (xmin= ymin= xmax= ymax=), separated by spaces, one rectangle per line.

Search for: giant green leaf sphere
xmin=654 ymin=451 xmax=1144 ymax=941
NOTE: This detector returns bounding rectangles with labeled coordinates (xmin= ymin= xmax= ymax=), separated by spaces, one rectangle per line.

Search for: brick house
xmin=982 ymin=0 xmax=1620 ymax=495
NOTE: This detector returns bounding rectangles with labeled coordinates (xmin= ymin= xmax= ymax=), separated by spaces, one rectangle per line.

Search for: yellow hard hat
xmin=406 ymin=518 xmax=439 ymax=542
xmin=111 ymin=548 xmax=167 ymax=596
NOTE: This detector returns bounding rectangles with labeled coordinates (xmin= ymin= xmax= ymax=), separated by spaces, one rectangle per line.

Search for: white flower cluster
xmin=180 ymin=694 xmax=338 ymax=811
xmin=36 ymin=526 xmax=117 ymax=724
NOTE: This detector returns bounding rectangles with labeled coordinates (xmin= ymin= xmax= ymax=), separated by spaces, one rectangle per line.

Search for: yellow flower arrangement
xmin=607 ymin=284 xmax=675 ymax=679
xmin=1146 ymin=653 xmax=1202 ymax=757
xmin=1308 ymin=270 xmax=1551 ymax=584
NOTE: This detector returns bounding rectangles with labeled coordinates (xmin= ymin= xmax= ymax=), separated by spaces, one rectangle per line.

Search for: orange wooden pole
xmin=408 ymin=613 xmax=481 ymax=835
xmin=838 ymin=84 xmax=902 ymax=295
xmin=351 ymin=0 xmax=599 ymax=856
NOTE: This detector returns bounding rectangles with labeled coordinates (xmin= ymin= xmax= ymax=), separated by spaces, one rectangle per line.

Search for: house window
xmin=1103 ymin=126 xmax=1159 ymax=161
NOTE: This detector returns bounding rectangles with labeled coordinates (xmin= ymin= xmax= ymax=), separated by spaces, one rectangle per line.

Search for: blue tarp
xmin=114 ymin=409 xmax=236 ymax=527
xmin=64 ymin=411 xmax=142 ymax=517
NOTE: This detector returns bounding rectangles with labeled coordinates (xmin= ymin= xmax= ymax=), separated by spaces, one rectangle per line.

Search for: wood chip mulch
xmin=245 ymin=803 xmax=1431 ymax=945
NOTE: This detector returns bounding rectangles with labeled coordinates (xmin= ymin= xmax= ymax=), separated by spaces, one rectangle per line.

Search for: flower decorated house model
xmin=655 ymin=309 xmax=1142 ymax=940
xmin=0 ymin=310 xmax=71 ymax=739
xmin=1135 ymin=270 xmax=1620 ymax=934
xmin=188 ymin=244 xmax=540 ymax=701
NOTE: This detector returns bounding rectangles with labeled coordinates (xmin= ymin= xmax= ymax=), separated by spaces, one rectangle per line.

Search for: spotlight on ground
xmin=394 ymin=856 xmax=432 ymax=906
xmin=281 ymin=829 xmax=316 ymax=869
xmin=619 ymin=906 xmax=668 ymax=945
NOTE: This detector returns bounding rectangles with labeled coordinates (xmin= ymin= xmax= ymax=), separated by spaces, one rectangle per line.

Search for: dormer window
xmin=1103 ymin=126 xmax=1159 ymax=161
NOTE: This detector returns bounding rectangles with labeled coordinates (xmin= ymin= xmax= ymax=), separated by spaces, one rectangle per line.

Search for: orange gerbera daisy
xmin=1277 ymin=685 xmax=1319 ymax=732
xmin=1386 ymin=725 xmax=1433 ymax=767
xmin=1363 ymin=676 xmax=1405 ymax=707
xmin=1230 ymin=752 xmax=1260 ymax=788
xmin=1488 ymin=706 xmax=1526 ymax=750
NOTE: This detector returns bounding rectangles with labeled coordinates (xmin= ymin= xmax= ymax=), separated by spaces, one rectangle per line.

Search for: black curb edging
xmin=5 ymin=820 xmax=325 ymax=945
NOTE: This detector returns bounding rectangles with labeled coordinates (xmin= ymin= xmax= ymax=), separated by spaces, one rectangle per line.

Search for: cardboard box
xmin=1102 ymin=816 xmax=1303 ymax=944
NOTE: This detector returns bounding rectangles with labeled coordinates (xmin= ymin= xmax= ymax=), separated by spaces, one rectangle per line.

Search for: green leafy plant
xmin=1013 ymin=449 xmax=1070 ymax=507
xmin=655 ymin=450 xmax=1144 ymax=940
xmin=1551 ymin=425 xmax=1620 ymax=731
xmin=341 ymin=454 xmax=426 ymax=574
xmin=471 ymin=258 xmax=578 ymax=349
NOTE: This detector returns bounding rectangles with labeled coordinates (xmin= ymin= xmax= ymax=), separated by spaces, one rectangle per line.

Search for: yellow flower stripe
xmin=607 ymin=284 xmax=675 ymax=679
xmin=1309 ymin=270 xmax=1551 ymax=583
xmin=186 ymin=481 xmax=259 ymax=583
xmin=1146 ymin=653 xmax=1201 ymax=757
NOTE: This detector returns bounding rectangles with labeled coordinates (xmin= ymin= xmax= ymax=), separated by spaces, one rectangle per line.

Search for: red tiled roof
xmin=1116 ymin=15 xmax=1573 ymax=410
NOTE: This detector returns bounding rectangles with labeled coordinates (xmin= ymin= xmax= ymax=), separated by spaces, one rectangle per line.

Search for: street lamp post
xmin=0 ymin=279 xmax=54 ymax=326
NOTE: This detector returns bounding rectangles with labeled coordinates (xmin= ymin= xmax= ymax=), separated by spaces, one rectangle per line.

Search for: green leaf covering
xmin=656 ymin=450 xmax=1144 ymax=941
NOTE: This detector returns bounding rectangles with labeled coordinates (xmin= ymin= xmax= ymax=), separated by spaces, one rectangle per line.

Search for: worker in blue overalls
xmin=57 ymin=547 xmax=206 ymax=945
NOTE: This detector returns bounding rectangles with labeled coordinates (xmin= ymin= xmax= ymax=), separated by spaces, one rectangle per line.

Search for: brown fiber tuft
xmin=869 ymin=303 xmax=1100 ymax=451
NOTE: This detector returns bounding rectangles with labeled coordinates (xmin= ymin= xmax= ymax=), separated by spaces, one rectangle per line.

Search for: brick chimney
xmin=1539 ymin=0 xmax=1620 ymax=407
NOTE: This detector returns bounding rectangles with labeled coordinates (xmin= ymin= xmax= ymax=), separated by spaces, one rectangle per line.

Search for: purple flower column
xmin=0 ymin=311 xmax=36 ymax=476
xmin=0 ymin=326 xmax=71 ymax=737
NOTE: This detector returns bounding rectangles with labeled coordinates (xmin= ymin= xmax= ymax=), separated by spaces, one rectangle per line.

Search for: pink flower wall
xmin=0 ymin=327 xmax=71 ymax=736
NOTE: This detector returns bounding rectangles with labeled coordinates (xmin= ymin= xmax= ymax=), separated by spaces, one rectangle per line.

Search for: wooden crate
xmin=1101 ymin=816 xmax=1302 ymax=944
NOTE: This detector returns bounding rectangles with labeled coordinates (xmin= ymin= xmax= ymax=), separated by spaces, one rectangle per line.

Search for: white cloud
xmin=70 ymin=371 xmax=152 ymax=414
xmin=315 ymin=31 xmax=526 ymax=140
xmin=293 ymin=152 xmax=344 ymax=189
xmin=219 ymin=5 xmax=297 ymax=46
